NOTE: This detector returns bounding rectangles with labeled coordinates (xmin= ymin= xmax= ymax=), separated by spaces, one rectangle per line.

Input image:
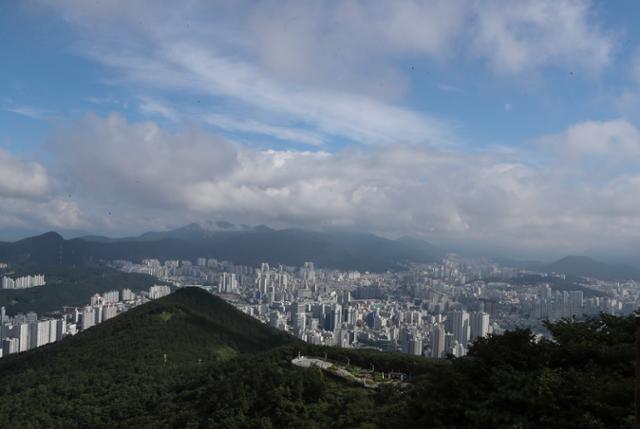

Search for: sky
xmin=1 ymin=0 xmax=640 ymax=260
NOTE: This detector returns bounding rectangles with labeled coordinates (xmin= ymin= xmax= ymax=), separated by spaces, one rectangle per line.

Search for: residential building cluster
xmin=2 ymin=274 xmax=45 ymax=289
xmin=0 ymin=284 xmax=172 ymax=358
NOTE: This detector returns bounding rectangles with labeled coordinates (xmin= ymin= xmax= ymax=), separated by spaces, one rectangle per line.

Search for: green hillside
xmin=0 ymin=288 xmax=634 ymax=428
xmin=0 ymin=265 xmax=162 ymax=315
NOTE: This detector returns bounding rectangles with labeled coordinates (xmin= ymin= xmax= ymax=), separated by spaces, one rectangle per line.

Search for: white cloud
xmin=471 ymin=0 xmax=613 ymax=74
xmin=45 ymin=0 xmax=612 ymax=79
xmin=0 ymin=149 xmax=88 ymax=231
xmin=137 ymin=97 xmax=179 ymax=122
xmin=8 ymin=1 xmax=632 ymax=258
xmin=0 ymin=149 xmax=50 ymax=199
xmin=54 ymin=113 xmax=239 ymax=209
xmin=37 ymin=0 xmax=614 ymax=150
xmin=86 ymin=43 xmax=453 ymax=146
xmin=204 ymin=114 xmax=325 ymax=147
xmin=5 ymin=106 xmax=54 ymax=120
xmin=44 ymin=115 xmax=640 ymax=257
xmin=536 ymin=119 xmax=640 ymax=161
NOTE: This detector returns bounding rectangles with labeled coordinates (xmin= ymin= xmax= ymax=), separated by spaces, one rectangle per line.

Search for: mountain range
xmin=0 ymin=222 xmax=638 ymax=279
xmin=0 ymin=222 xmax=446 ymax=272
xmin=542 ymin=255 xmax=640 ymax=281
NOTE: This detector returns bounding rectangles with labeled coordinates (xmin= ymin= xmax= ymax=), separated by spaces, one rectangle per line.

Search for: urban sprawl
xmin=1 ymin=255 xmax=638 ymax=360
xmin=113 ymin=256 xmax=639 ymax=358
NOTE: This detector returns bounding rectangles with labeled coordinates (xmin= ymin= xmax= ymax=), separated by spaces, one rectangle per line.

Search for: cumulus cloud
xmin=471 ymin=1 xmax=613 ymax=74
xmin=46 ymin=114 xmax=640 ymax=257
xmin=0 ymin=149 xmax=50 ymax=199
xmin=54 ymin=113 xmax=239 ymax=209
xmin=535 ymin=119 xmax=640 ymax=162
xmin=0 ymin=149 xmax=87 ymax=231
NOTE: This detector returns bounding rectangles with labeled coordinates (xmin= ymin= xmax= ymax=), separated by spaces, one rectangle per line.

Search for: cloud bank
xmin=5 ymin=114 xmax=627 ymax=258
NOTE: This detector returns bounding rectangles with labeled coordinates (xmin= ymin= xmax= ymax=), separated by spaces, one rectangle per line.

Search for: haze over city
xmin=2 ymin=0 xmax=640 ymax=261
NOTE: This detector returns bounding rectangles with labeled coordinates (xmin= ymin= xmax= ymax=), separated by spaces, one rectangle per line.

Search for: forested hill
xmin=0 ymin=288 xmax=635 ymax=428
xmin=0 ymin=287 xmax=296 ymax=371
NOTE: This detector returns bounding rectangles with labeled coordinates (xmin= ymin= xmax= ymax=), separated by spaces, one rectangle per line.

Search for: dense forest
xmin=0 ymin=288 xmax=634 ymax=428
xmin=0 ymin=265 xmax=162 ymax=315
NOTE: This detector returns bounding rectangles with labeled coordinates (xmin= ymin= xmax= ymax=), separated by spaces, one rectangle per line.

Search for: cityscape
xmin=2 ymin=253 xmax=637 ymax=361
xmin=114 ymin=255 xmax=639 ymax=359
xmin=1 ymin=1 xmax=639 ymax=426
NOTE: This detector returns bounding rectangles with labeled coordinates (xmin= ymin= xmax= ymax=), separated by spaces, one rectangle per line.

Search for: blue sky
xmin=2 ymin=1 xmax=640 ymax=259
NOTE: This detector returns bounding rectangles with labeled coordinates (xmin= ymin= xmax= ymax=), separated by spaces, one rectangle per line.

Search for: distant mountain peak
xmin=545 ymin=254 xmax=640 ymax=281
xmin=18 ymin=231 xmax=64 ymax=243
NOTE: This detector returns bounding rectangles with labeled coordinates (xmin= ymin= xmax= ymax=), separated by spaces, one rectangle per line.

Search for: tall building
xmin=449 ymin=310 xmax=470 ymax=347
xmin=326 ymin=304 xmax=342 ymax=332
xmin=431 ymin=324 xmax=446 ymax=358
xmin=94 ymin=306 xmax=104 ymax=325
xmin=102 ymin=305 xmax=118 ymax=322
xmin=568 ymin=291 xmax=584 ymax=317
xmin=103 ymin=290 xmax=120 ymax=303
xmin=17 ymin=323 xmax=30 ymax=352
xmin=408 ymin=335 xmax=423 ymax=356
xmin=1 ymin=277 xmax=14 ymax=289
xmin=470 ymin=312 xmax=490 ymax=342
xmin=56 ymin=318 xmax=66 ymax=341
xmin=256 ymin=264 xmax=270 ymax=294
xmin=219 ymin=273 xmax=238 ymax=293
xmin=149 ymin=285 xmax=171 ymax=299
xmin=121 ymin=288 xmax=136 ymax=301
xmin=82 ymin=306 xmax=95 ymax=330
xmin=48 ymin=319 xmax=59 ymax=343
xmin=302 ymin=262 xmax=316 ymax=285
xmin=2 ymin=337 xmax=19 ymax=356
xmin=28 ymin=322 xmax=38 ymax=349
xmin=36 ymin=320 xmax=51 ymax=347
xmin=90 ymin=294 xmax=102 ymax=306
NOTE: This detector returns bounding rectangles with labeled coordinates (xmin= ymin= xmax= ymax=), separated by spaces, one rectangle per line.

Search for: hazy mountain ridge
xmin=0 ymin=223 xmax=446 ymax=271
xmin=543 ymin=255 xmax=640 ymax=281
xmin=1 ymin=224 xmax=639 ymax=280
